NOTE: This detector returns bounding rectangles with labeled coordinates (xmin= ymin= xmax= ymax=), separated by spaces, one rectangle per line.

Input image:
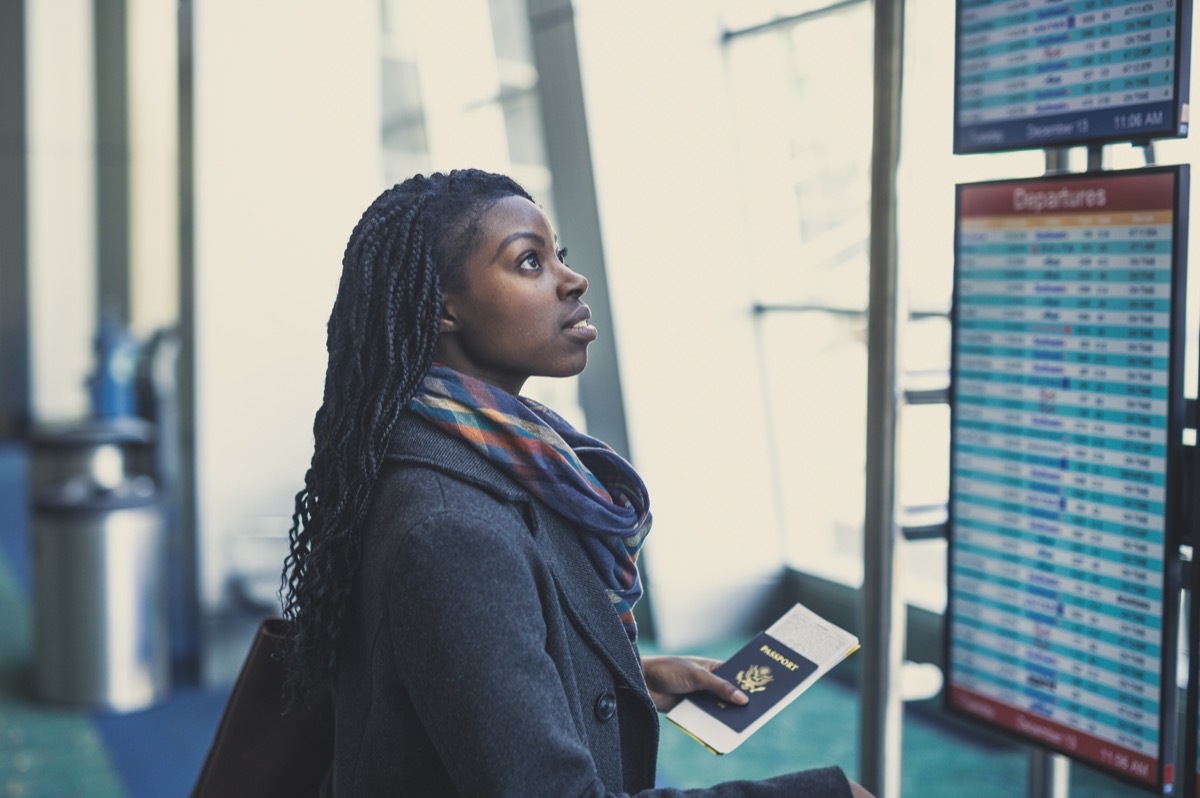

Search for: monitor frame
xmin=954 ymin=1 xmax=1193 ymax=155
xmin=944 ymin=165 xmax=1190 ymax=794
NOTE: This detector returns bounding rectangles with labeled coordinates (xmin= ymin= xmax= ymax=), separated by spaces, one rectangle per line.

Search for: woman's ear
xmin=439 ymin=296 xmax=458 ymax=334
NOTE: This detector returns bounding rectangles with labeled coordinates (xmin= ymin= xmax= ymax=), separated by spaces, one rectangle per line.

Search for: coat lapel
xmin=531 ymin=501 xmax=654 ymax=710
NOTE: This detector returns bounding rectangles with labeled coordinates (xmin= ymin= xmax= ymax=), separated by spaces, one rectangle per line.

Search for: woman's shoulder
xmin=376 ymin=459 xmax=521 ymax=518
xmin=360 ymin=414 xmax=534 ymax=546
xmin=382 ymin=412 xmax=530 ymax=505
xmin=359 ymin=464 xmax=537 ymax=590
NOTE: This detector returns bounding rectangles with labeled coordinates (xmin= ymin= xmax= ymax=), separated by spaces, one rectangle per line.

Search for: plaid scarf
xmin=409 ymin=364 xmax=651 ymax=641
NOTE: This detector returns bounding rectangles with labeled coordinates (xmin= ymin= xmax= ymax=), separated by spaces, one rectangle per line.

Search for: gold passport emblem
xmin=736 ymin=664 xmax=774 ymax=694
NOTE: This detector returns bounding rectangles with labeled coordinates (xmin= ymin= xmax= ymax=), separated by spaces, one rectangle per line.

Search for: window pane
xmin=501 ymin=90 xmax=548 ymax=167
xmin=380 ymin=0 xmax=432 ymax=183
xmin=898 ymin=403 xmax=948 ymax=513
xmin=727 ymin=2 xmax=873 ymax=309
xmin=488 ymin=0 xmax=534 ymax=65
xmin=381 ymin=58 xmax=429 ymax=158
xmin=725 ymin=5 xmax=872 ymax=582
xmin=760 ymin=311 xmax=868 ymax=581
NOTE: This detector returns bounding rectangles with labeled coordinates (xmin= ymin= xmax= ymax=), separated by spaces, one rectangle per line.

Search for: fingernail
xmin=733 ymin=690 xmax=748 ymax=704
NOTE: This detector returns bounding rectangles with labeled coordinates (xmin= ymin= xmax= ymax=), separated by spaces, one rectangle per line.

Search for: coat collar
xmin=386 ymin=413 xmax=654 ymax=709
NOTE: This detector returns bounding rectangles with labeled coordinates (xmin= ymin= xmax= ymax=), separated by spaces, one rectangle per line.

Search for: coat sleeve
xmin=387 ymin=506 xmax=854 ymax=798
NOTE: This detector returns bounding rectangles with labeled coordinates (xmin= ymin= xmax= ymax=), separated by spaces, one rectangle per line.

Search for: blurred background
xmin=1 ymin=0 xmax=1198 ymax=795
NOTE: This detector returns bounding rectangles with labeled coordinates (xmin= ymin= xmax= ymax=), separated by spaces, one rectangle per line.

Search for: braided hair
xmin=281 ymin=169 xmax=534 ymax=701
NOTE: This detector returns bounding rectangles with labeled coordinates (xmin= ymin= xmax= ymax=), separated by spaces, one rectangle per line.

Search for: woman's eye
xmin=556 ymin=247 xmax=569 ymax=265
xmin=519 ymin=253 xmax=541 ymax=271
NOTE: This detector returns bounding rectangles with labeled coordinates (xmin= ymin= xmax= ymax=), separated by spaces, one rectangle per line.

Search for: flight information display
xmin=947 ymin=167 xmax=1188 ymax=791
xmin=955 ymin=0 xmax=1191 ymax=154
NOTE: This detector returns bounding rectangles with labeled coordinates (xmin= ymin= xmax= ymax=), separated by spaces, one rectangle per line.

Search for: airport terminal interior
xmin=1 ymin=0 xmax=1198 ymax=796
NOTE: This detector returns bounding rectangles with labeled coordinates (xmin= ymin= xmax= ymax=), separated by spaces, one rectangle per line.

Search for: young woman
xmin=281 ymin=169 xmax=871 ymax=797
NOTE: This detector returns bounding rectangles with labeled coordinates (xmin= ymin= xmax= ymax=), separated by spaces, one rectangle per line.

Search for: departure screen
xmin=947 ymin=167 xmax=1187 ymax=790
xmin=956 ymin=0 xmax=1189 ymax=154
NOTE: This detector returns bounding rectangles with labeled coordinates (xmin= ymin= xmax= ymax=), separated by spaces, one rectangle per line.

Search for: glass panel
xmin=726 ymin=3 xmax=874 ymax=309
xmin=380 ymin=0 xmax=431 ymax=183
xmin=500 ymin=89 xmax=547 ymax=167
xmin=904 ymin=539 xmax=947 ymax=611
xmin=381 ymin=58 xmax=429 ymax=167
xmin=488 ymin=0 xmax=535 ymax=66
xmin=898 ymin=403 xmax=949 ymax=514
xmin=759 ymin=311 xmax=868 ymax=582
xmin=901 ymin=315 xmax=950 ymax=389
xmin=725 ymin=4 xmax=872 ymax=582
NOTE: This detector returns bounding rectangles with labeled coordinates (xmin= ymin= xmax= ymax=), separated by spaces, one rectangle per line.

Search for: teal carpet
xmin=0 ymin=549 xmax=127 ymax=798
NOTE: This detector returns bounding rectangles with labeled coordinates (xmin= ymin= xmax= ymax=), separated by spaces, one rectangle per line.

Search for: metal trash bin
xmin=28 ymin=418 xmax=156 ymax=495
xmin=31 ymin=476 xmax=170 ymax=712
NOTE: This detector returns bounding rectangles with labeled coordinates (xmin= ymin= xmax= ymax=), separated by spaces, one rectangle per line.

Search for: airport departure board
xmin=955 ymin=0 xmax=1191 ymax=154
xmin=947 ymin=167 xmax=1188 ymax=791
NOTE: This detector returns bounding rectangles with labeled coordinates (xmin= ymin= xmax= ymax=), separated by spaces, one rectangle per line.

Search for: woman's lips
xmin=564 ymin=308 xmax=597 ymax=341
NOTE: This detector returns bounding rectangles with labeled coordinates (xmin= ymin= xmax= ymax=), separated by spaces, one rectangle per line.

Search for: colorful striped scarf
xmin=409 ymin=364 xmax=651 ymax=641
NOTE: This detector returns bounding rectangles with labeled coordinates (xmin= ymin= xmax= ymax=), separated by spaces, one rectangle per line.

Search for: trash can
xmin=31 ymin=475 xmax=170 ymax=712
xmin=28 ymin=418 xmax=156 ymax=494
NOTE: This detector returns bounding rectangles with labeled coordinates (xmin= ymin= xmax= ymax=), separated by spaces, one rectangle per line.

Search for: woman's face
xmin=434 ymin=195 xmax=595 ymax=395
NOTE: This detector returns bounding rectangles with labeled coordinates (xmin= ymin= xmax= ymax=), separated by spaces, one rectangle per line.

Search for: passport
xmin=665 ymin=603 xmax=859 ymax=754
xmin=686 ymin=633 xmax=818 ymax=733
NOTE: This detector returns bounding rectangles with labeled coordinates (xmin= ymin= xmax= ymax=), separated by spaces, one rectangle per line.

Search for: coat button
xmin=595 ymin=692 xmax=617 ymax=722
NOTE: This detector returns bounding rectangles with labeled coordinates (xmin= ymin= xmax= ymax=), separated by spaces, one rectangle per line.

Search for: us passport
xmin=665 ymin=603 xmax=859 ymax=754
xmin=688 ymin=633 xmax=817 ymax=733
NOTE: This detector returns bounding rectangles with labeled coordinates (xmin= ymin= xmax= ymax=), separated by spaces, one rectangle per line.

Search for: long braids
xmin=281 ymin=169 xmax=533 ymax=701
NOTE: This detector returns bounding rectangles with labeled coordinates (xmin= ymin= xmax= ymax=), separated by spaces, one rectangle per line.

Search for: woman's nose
xmin=559 ymin=262 xmax=588 ymax=299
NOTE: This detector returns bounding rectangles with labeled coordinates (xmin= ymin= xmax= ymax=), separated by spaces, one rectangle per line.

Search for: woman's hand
xmin=641 ymin=655 xmax=749 ymax=712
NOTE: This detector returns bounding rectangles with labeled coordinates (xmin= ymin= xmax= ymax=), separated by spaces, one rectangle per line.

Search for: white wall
xmin=26 ymin=0 xmax=96 ymax=423
xmin=574 ymin=0 xmax=786 ymax=650
xmin=193 ymin=0 xmax=383 ymax=609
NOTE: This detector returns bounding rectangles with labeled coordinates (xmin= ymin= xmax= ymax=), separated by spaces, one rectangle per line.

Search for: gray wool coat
xmin=329 ymin=413 xmax=853 ymax=797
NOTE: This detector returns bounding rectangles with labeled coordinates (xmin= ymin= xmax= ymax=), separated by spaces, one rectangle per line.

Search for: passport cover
xmin=686 ymin=633 xmax=817 ymax=733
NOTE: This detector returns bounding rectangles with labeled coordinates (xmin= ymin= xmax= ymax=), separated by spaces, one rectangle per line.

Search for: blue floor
xmin=91 ymin=688 xmax=230 ymax=797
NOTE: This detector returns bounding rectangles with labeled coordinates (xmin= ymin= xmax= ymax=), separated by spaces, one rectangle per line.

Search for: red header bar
xmin=959 ymin=172 xmax=1176 ymax=218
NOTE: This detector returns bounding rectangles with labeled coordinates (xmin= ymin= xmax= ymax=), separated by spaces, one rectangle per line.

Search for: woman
xmin=282 ymin=169 xmax=870 ymax=796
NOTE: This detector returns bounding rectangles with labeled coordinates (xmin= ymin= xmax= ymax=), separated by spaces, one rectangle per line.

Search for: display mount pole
xmin=1028 ymin=748 xmax=1070 ymax=798
xmin=860 ymin=0 xmax=905 ymax=794
xmin=1045 ymin=147 xmax=1070 ymax=176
